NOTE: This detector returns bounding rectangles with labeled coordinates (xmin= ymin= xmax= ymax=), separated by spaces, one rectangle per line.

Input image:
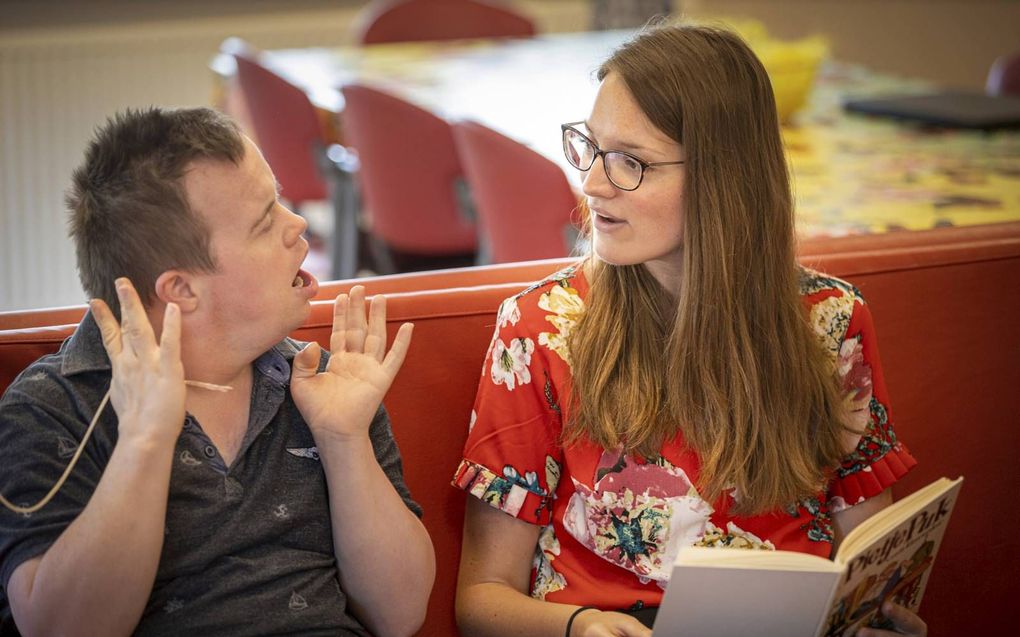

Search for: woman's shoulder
xmin=516 ymin=261 xmax=588 ymax=301
xmin=798 ymin=266 xmax=871 ymax=356
xmin=494 ymin=261 xmax=588 ymax=328
xmin=797 ymin=265 xmax=866 ymax=306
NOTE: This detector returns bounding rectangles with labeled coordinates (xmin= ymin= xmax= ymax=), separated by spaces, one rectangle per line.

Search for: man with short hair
xmin=0 ymin=107 xmax=435 ymax=636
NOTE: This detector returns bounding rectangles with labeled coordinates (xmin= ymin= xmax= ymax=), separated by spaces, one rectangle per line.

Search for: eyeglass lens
xmin=563 ymin=128 xmax=643 ymax=190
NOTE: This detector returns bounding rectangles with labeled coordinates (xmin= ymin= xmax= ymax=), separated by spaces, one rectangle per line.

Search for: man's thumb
xmin=292 ymin=341 xmax=322 ymax=380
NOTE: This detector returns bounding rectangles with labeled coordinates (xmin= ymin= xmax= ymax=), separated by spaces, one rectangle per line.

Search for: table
xmin=241 ymin=29 xmax=1020 ymax=240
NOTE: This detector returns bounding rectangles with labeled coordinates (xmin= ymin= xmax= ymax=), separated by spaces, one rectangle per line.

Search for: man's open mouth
xmin=292 ymin=268 xmax=312 ymax=288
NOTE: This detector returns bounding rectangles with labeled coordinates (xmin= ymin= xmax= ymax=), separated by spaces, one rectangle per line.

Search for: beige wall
xmin=684 ymin=0 xmax=1020 ymax=90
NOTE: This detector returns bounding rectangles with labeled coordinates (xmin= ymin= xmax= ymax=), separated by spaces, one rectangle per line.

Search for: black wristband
xmin=565 ymin=606 xmax=597 ymax=637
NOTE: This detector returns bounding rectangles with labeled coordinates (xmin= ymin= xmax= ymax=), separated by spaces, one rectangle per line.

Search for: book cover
xmin=652 ymin=477 xmax=963 ymax=637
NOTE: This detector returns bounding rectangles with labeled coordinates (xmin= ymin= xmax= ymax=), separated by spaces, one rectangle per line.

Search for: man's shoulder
xmin=1 ymin=348 xmax=95 ymax=409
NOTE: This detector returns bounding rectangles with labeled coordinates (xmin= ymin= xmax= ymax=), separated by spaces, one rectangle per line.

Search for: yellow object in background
xmin=690 ymin=17 xmax=829 ymax=122
xmin=758 ymin=37 xmax=828 ymax=122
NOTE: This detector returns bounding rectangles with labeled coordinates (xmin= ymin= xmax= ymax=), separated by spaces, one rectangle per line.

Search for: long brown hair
xmin=565 ymin=23 xmax=849 ymax=514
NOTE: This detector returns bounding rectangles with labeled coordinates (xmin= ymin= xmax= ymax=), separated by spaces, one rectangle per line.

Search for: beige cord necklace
xmin=0 ymin=380 xmax=231 ymax=514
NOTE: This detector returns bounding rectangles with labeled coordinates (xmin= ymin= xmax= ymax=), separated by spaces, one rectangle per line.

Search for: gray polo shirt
xmin=0 ymin=312 xmax=421 ymax=635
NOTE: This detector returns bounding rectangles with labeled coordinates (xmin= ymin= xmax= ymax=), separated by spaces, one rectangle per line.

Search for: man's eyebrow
xmin=248 ymin=181 xmax=282 ymax=234
xmin=249 ymin=198 xmax=275 ymax=234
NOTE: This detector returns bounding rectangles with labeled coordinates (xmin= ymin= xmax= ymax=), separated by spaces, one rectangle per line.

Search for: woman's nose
xmin=580 ymin=155 xmax=615 ymax=199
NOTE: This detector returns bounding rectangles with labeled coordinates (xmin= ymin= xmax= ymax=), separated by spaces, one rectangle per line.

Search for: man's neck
xmin=146 ymin=303 xmax=287 ymax=392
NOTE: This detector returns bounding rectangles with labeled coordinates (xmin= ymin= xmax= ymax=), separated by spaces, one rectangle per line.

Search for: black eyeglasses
xmin=560 ymin=122 xmax=684 ymax=191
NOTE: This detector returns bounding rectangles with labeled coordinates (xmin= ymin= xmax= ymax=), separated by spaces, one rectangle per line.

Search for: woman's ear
xmin=154 ymin=270 xmax=199 ymax=313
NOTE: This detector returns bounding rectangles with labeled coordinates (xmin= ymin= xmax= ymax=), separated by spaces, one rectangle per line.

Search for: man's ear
xmin=154 ymin=271 xmax=199 ymax=313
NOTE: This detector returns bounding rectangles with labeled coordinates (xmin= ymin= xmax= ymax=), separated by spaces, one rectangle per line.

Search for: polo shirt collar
xmin=60 ymin=310 xmax=110 ymax=377
xmin=60 ymin=310 xmax=306 ymax=383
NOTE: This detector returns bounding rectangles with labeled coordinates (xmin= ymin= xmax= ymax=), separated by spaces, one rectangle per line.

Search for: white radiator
xmin=0 ymin=1 xmax=586 ymax=312
xmin=0 ymin=8 xmax=362 ymax=312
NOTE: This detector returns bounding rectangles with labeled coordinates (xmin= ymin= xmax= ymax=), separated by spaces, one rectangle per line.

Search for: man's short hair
xmin=67 ymin=107 xmax=246 ymax=317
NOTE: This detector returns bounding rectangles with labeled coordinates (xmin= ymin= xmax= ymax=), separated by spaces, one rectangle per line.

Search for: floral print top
xmin=452 ymin=264 xmax=916 ymax=611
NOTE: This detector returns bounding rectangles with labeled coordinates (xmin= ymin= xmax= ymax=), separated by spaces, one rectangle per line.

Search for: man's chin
xmin=289 ymin=301 xmax=314 ymax=332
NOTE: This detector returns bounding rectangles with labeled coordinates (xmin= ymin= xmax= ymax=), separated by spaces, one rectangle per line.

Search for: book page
xmin=654 ymin=563 xmax=839 ymax=636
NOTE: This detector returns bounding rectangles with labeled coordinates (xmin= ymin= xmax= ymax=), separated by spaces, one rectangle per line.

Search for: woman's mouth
xmin=592 ymin=210 xmax=625 ymax=232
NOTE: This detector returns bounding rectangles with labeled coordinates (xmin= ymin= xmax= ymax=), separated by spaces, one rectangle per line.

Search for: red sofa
xmin=2 ymin=222 xmax=1017 ymax=635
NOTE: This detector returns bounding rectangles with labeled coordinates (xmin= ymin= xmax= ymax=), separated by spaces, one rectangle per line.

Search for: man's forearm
xmin=318 ymin=434 xmax=435 ymax=637
xmin=10 ymin=437 xmax=175 ymax=636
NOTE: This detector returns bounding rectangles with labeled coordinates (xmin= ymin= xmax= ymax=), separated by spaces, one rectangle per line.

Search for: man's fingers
xmin=159 ymin=302 xmax=182 ymax=371
xmin=366 ymin=294 xmax=387 ymax=360
xmin=116 ymin=278 xmax=157 ymax=355
xmin=330 ymin=293 xmax=348 ymax=354
xmin=381 ymin=323 xmax=413 ymax=378
xmin=345 ymin=285 xmax=367 ymax=353
xmin=90 ymin=298 xmax=123 ymax=359
xmin=292 ymin=342 xmax=322 ymax=381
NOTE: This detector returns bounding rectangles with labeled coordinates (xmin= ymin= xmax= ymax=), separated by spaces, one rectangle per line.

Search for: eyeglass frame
xmin=560 ymin=121 xmax=685 ymax=191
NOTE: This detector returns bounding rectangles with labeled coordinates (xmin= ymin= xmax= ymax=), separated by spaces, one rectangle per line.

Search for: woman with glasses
xmin=453 ymin=22 xmax=926 ymax=637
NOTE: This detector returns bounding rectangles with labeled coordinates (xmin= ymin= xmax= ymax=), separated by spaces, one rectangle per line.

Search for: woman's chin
xmin=592 ymin=245 xmax=639 ymax=268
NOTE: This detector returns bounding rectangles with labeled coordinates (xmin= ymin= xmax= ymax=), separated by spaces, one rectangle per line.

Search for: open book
xmin=653 ymin=477 xmax=963 ymax=637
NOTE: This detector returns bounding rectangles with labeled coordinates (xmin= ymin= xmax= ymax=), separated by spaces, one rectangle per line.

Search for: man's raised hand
xmin=91 ymin=278 xmax=186 ymax=448
xmin=291 ymin=286 xmax=412 ymax=441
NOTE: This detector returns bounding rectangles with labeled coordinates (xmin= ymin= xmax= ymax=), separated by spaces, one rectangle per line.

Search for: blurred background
xmin=1 ymin=0 xmax=1018 ymax=311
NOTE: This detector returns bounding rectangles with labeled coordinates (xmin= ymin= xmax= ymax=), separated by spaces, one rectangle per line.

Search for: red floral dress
xmin=452 ymin=264 xmax=916 ymax=611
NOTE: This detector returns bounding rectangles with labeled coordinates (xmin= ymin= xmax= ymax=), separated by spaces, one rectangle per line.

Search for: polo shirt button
xmin=203 ymin=445 xmax=216 ymax=458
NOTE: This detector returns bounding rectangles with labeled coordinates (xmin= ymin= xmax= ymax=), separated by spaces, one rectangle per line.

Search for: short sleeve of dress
xmin=452 ymin=291 xmax=566 ymax=526
xmin=823 ymin=287 xmax=917 ymax=510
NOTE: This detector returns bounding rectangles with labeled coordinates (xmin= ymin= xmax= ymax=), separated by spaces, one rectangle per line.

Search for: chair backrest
xmin=355 ymin=0 xmax=536 ymax=46
xmin=453 ymin=120 xmax=580 ymax=263
xmin=231 ymin=51 xmax=328 ymax=205
xmin=986 ymin=51 xmax=1020 ymax=97
xmin=340 ymin=83 xmax=477 ymax=254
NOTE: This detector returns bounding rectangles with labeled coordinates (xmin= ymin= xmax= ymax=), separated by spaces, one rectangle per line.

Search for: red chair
xmin=227 ymin=41 xmax=360 ymax=279
xmin=452 ymin=120 xmax=580 ymax=263
xmin=354 ymin=0 xmax=536 ymax=46
xmin=340 ymin=83 xmax=478 ymax=272
xmin=986 ymin=51 xmax=1020 ymax=97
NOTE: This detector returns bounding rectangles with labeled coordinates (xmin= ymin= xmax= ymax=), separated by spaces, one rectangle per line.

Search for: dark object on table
xmin=843 ymin=91 xmax=1020 ymax=131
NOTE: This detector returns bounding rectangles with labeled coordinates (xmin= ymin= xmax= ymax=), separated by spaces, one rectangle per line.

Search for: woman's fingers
xmin=883 ymin=601 xmax=927 ymax=635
